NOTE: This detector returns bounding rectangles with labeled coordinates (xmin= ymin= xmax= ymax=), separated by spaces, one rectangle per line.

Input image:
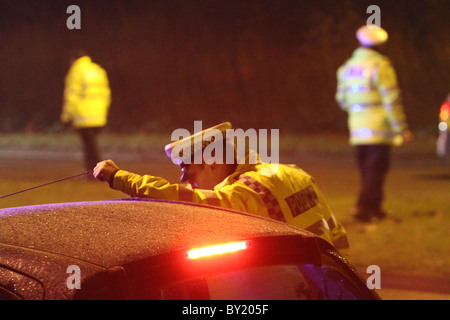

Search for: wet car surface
xmin=0 ymin=199 xmax=379 ymax=300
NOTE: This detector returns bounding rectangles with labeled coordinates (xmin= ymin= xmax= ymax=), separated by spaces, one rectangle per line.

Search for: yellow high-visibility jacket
xmin=336 ymin=47 xmax=408 ymax=145
xmin=61 ymin=56 xmax=111 ymax=128
xmin=110 ymin=158 xmax=350 ymax=258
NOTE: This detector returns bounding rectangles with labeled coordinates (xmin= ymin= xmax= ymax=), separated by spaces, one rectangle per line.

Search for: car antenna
xmin=0 ymin=171 xmax=89 ymax=200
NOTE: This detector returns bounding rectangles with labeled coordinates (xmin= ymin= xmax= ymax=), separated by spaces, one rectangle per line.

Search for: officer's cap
xmin=356 ymin=25 xmax=388 ymax=47
xmin=164 ymin=122 xmax=232 ymax=182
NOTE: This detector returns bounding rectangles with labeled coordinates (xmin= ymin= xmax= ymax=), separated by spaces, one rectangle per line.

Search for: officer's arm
xmin=109 ymin=170 xmax=182 ymax=199
xmin=94 ymin=160 xmax=265 ymax=213
xmin=335 ymin=66 xmax=347 ymax=110
xmin=94 ymin=160 xmax=214 ymax=203
xmin=108 ymin=170 xmax=255 ymax=210
xmin=61 ymin=83 xmax=75 ymax=123
xmin=61 ymin=70 xmax=83 ymax=123
xmin=181 ymin=185 xmax=264 ymax=214
xmin=376 ymin=62 xmax=408 ymax=133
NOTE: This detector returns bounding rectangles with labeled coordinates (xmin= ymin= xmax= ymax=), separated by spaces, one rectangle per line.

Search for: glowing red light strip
xmin=187 ymin=241 xmax=249 ymax=259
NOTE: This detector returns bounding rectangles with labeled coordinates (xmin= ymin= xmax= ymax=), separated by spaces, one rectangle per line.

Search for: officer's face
xmin=185 ymin=164 xmax=229 ymax=190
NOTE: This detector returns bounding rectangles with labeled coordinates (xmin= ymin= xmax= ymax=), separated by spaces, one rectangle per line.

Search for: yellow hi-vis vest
xmin=336 ymin=47 xmax=408 ymax=145
xmin=61 ymin=56 xmax=111 ymax=128
xmin=110 ymin=159 xmax=350 ymax=258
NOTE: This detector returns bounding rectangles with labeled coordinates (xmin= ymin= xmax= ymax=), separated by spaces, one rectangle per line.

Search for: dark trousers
xmin=78 ymin=127 xmax=102 ymax=171
xmin=355 ymin=145 xmax=391 ymax=215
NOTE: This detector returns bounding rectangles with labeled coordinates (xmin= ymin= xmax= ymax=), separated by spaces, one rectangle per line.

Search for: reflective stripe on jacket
xmin=61 ymin=56 xmax=111 ymax=128
xmin=110 ymin=157 xmax=350 ymax=258
xmin=336 ymin=47 xmax=408 ymax=145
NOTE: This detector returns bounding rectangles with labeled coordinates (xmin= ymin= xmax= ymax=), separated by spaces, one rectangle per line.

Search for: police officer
xmin=61 ymin=50 xmax=111 ymax=172
xmin=94 ymin=122 xmax=350 ymax=258
xmin=336 ymin=26 xmax=413 ymax=222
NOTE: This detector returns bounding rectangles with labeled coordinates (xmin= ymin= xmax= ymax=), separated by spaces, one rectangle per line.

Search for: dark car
xmin=0 ymin=199 xmax=379 ymax=300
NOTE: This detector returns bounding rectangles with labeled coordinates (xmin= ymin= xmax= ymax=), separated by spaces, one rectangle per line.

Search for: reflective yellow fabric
xmin=61 ymin=56 xmax=111 ymax=128
xmin=336 ymin=47 xmax=408 ymax=145
xmin=111 ymin=159 xmax=350 ymax=258
xmin=215 ymin=162 xmax=349 ymax=257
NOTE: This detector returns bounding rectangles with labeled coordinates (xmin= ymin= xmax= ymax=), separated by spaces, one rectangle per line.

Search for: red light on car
xmin=440 ymin=101 xmax=450 ymax=120
xmin=187 ymin=241 xmax=249 ymax=260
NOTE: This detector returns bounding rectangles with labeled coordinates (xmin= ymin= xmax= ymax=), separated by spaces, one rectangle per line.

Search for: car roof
xmin=0 ymin=199 xmax=316 ymax=268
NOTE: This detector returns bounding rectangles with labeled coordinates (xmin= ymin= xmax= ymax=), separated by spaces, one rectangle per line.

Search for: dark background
xmin=0 ymin=0 xmax=448 ymax=133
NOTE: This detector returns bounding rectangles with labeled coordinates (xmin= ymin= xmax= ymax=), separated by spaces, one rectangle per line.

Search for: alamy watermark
xmin=366 ymin=5 xmax=381 ymax=29
xmin=366 ymin=265 xmax=381 ymax=289
xmin=66 ymin=5 xmax=81 ymax=30
xmin=169 ymin=121 xmax=279 ymax=167
xmin=66 ymin=265 xmax=81 ymax=290
xmin=66 ymin=5 xmax=382 ymax=31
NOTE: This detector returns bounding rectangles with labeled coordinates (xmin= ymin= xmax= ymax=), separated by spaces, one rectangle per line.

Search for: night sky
xmin=0 ymin=0 xmax=448 ymax=133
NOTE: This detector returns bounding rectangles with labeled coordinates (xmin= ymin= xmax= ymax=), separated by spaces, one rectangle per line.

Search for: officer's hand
xmin=93 ymin=160 xmax=120 ymax=183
